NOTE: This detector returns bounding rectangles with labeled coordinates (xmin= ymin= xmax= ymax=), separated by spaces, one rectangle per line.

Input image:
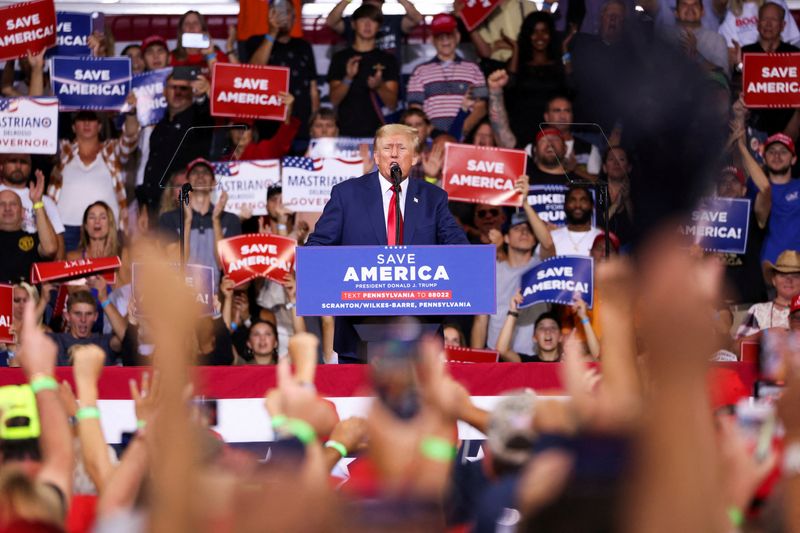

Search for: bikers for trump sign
xmin=217 ymin=234 xmax=296 ymax=287
xmin=443 ymin=143 xmax=527 ymax=207
xmin=211 ymin=63 xmax=290 ymax=121
xmin=0 ymin=97 xmax=59 ymax=155
xmin=743 ymin=53 xmax=800 ymax=108
xmin=0 ymin=0 xmax=56 ymax=60
xmin=679 ymin=197 xmax=751 ymax=254
xmin=51 ymin=56 xmax=132 ymax=111
xmin=295 ymin=245 xmax=496 ymax=316
xmin=519 ymin=256 xmax=594 ymax=309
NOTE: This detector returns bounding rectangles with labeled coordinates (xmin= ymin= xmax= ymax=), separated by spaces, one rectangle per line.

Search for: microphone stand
xmin=178 ymin=182 xmax=193 ymax=267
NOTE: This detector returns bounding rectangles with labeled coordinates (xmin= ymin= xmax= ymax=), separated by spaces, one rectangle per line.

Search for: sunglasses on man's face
xmin=476 ymin=209 xmax=500 ymax=219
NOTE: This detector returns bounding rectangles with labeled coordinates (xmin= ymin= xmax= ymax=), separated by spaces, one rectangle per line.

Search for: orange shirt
xmin=237 ymin=0 xmax=303 ymax=40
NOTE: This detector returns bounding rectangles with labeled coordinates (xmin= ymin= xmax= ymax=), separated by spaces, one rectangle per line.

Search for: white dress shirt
xmin=379 ymin=173 xmax=408 ymax=235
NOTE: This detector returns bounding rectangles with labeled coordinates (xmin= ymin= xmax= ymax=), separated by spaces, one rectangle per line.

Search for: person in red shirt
xmin=171 ymin=10 xmax=228 ymax=76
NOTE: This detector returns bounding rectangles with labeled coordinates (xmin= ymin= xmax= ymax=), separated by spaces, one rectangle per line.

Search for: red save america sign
xmin=211 ymin=63 xmax=290 ymax=121
xmin=0 ymin=0 xmax=56 ymax=61
xmin=0 ymin=284 xmax=13 ymax=343
xmin=30 ymin=256 xmax=121 ymax=284
xmin=217 ymin=233 xmax=296 ymax=287
xmin=443 ymin=143 xmax=527 ymax=207
xmin=743 ymin=53 xmax=800 ymax=108
xmin=459 ymin=0 xmax=505 ymax=31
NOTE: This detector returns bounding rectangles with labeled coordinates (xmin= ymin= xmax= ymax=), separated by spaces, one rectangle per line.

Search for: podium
xmin=296 ymin=245 xmax=496 ymax=362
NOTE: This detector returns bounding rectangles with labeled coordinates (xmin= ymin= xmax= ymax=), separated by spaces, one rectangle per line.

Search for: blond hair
xmin=374 ymin=124 xmax=421 ymax=154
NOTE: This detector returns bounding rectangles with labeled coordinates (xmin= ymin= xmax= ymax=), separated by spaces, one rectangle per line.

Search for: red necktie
xmin=387 ymin=186 xmax=403 ymax=245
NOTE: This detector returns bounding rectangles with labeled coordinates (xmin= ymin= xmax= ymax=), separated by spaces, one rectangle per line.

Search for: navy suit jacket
xmin=306 ymin=172 xmax=468 ymax=359
xmin=306 ymin=172 xmax=469 ymax=246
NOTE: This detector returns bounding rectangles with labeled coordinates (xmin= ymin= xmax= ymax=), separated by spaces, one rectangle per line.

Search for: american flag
xmin=282 ymin=156 xmax=322 ymax=171
xmin=213 ymin=161 xmax=239 ymax=176
xmin=0 ymin=98 xmax=19 ymax=113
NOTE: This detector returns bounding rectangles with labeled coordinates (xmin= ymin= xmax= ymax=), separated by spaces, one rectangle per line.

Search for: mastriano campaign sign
xmin=217 ymin=234 xmax=296 ymax=287
xmin=443 ymin=143 xmax=527 ymax=207
xmin=0 ymin=97 xmax=59 ymax=155
xmin=51 ymin=56 xmax=132 ymax=111
xmin=0 ymin=0 xmax=56 ymax=60
xmin=213 ymin=159 xmax=280 ymax=216
xmin=0 ymin=284 xmax=13 ymax=344
xmin=459 ymin=0 xmax=505 ymax=31
xmin=281 ymin=156 xmax=364 ymax=212
xmin=743 ymin=53 xmax=800 ymax=108
xmin=211 ymin=63 xmax=290 ymax=121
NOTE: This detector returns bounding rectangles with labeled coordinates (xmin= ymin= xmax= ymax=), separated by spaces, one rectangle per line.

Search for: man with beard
xmin=737 ymin=132 xmax=800 ymax=264
xmin=545 ymin=186 xmax=601 ymax=257
xmin=0 ymin=154 xmax=65 ymax=259
xmin=527 ymin=129 xmax=578 ymax=186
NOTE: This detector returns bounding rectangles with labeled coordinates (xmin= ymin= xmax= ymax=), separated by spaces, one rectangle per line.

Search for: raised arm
xmin=487 ymin=70 xmax=517 ymax=148
xmin=398 ymin=0 xmax=423 ymax=33
xmin=496 ymin=291 xmax=523 ymax=362
xmin=325 ymin=0 xmax=350 ymax=34
xmin=31 ymin=170 xmax=58 ymax=258
xmin=516 ymin=175 xmax=554 ymax=254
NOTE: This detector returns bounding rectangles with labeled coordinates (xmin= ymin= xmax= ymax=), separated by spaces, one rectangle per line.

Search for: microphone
xmin=390 ymin=162 xmax=402 ymax=191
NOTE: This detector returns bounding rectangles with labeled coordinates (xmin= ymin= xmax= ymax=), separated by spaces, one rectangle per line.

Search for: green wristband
xmin=284 ymin=418 xmax=317 ymax=445
xmin=30 ymin=375 xmax=58 ymax=394
xmin=76 ymin=406 xmax=101 ymax=420
xmin=420 ymin=436 xmax=457 ymax=462
xmin=136 ymin=419 xmax=147 ymax=430
xmin=270 ymin=414 xmax=288 ymax=429
xmin=727 ymin=506 xmax=744 ymax=527
xmin=324 ymin=440 xmax=348 ymax=458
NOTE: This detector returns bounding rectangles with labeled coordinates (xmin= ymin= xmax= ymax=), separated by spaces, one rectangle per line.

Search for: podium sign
xmin=296 ymin=245 xmax=496 ymax=316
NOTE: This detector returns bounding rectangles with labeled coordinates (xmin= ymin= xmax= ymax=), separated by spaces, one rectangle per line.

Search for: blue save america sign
xmin=295 ymin=245 xmax=496 ymax=316
xmin=51 ymin=56 xmax=131 ymax=111
xmin=519 ymin=256 xmax=594 ymax=309
xmin=679 ymin=197 xmax=751 ymax=254
xmin=47 ymin=12 xmax=100 ymax=57
xmin=122 ymin=68 xmax=170 ymax=127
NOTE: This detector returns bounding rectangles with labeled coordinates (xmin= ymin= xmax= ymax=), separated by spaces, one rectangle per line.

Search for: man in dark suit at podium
xmin=306 ymin=123 xmax=468 ymax=361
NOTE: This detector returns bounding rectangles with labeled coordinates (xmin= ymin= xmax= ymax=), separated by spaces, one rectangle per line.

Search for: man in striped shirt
xmin=407 ymin=14 xmax=488 ymax=138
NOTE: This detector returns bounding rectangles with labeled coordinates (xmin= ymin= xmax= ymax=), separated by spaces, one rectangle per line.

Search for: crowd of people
xmin=0 ymin=0 xmax=800 ymax=529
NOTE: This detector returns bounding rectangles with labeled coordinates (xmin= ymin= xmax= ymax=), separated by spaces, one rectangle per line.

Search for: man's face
xmin=165 ymin=79 xmax=193 ymax=113
xmin=505 ymin=223 xmax=535 ymax=252
xmin=72 ymin=118 xmax=101 ymax=140
xmin=603 ymin=147 xmax=630 ymax=181
xmin=67 ymin=302 xmax=97 ymax=339
xmin=543 ymin=98 xmax=573 ymax=134
xmin=188 ymin=165 xmax=214 ymax=190
xmin=565 ymin=189 xmax=593 ymax=225
xmin=353 ymin=17 xmax=380 ymax=40
xmin=773 ymin=271 xmax=800 ymax=301
xmin=402 ymin=114 xmax=430 ymax=147
xmin=534 ymin=318 xmax=561 ymax=352
xmin=716 ymin=173 xmax=745 ymax=198
xmin=535 ymin=134 xmax=566 ymax=168
xmin=473 ymin=204 xmax=505 ymax=233
xmin=600 ymin=2 xmax=625 ymax=42
xmin=758 ymin=4 xmax=785 ymax=42
xmin=676 ymin=0 xmax=703 ymax=25
xmin=310 ymin=117 xmax=338 ymax=139
xmin=144 ymin=44 xmax=169 ymax=71
xmin=1 ymin=155 xmax=31 ymax=186
xmin=373 ymin=133 xmax=419 ymax=181
xmin=764 ymin=143 xmax=796 ymax=175
xmin=125 ymin=46 xmax=145 ymax=74
xmin=0 ymin=190 xmax=23 ymax=230
xmin=433 ymin=31 xmax=459 ymax=58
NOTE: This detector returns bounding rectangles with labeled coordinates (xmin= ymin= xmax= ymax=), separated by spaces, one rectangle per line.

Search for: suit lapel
xmin=365 ymin=172 xmax=388 ymax=245
xmin=403 ymin=178 xmax=420 ymax=244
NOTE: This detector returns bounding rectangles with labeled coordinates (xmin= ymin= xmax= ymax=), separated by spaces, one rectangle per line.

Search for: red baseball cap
xmin=535 ymin=128 xmax=563 ymax=143
xmin=141 ymin=35 xmax=168 ymax=51
xmin=431 ymin=13 xmax=458 ymax=36
xmin=720 ymin=165 xmax=745 ymax=185
xmin=791 ymin=293 xmax=800 ymax=314
xmin=765 ymin=133 xmax=796 ymax=156
xmin=186 ymin=157 xmax=214 ymax=176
